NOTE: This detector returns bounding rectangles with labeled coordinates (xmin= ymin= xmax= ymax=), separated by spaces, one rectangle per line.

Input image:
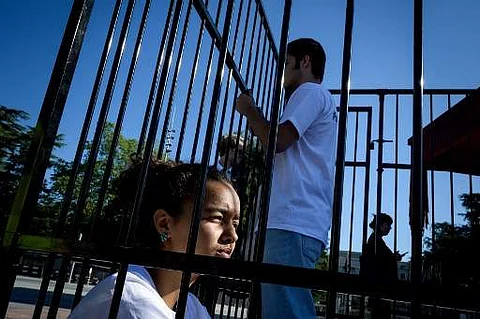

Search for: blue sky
xmin=1 ymin=0 xmax=479 ymax=261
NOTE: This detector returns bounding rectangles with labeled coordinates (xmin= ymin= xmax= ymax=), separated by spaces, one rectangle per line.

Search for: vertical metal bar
xmin=393 ymin=93 xmax=400 ymax=314
xmin=175 ymin=1 xmax=235 ymax=317
xmin=47 ymin=256 xmax=71 ymax=319
xmin=33 ymin=256 xmax=56 ymax=319
xmin=429 ymin=94 xmax=435 ymax=245
xmin=375 ymin=94 xmax=386 ymax=244
xmin=261 ymin=48 xmax=274 ymax=119
xmin=158 ymin=0 xmax=194 ymax=157
xmin=0 ymin=1 xmax=94 ymax=317
xmin=411 ymin=0 xmax=424 ymax=317
xmin=249 ymin=20 xmax=263 ymax=92
xmin=190 ymin=0 xmax=225 ymax=162
xmin=327 ymin=0 xmax=354 ymax=316
xmin=137 ymin=0 xmax=176 ymax=155
xmin=447 ymin=94 xmax=455 ymax=225
xmin=347 ymin=112 xmax=359 ymax=274
xmin=108 ymin=0 xmax=185 ymax=317
xmin=362 ymin=108 xmax=373 ymax=247
xmin=213 ymin=68 xmax=234 ymax=168
xmin=72 ymin=258 xmax=92 ymax=307
xmin=394 ymin=94 xmax=400 ymax=254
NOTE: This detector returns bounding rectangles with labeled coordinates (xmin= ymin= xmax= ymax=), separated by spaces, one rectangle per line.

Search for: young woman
xmin=361 ymin=213 xmax=404 ymax=283
xmin=69 ymin=160 xmax=240 ymax=318
xmin=360 ymin=213 xmax=405 ymax=319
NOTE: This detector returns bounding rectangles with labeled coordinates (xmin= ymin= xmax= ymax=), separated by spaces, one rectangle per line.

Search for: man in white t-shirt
xmin=235 ymin=38 xmax=337 ymax=319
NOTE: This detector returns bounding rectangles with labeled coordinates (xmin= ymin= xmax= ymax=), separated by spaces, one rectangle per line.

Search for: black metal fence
xmin=1 ymin=0 xmax=479 ymax=318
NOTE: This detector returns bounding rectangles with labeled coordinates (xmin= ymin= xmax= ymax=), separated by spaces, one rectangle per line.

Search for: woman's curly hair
xmin=110 ymin=157 xmax=231 ymax=246
xmin=369 ymin=213 xmax=393 ymax=230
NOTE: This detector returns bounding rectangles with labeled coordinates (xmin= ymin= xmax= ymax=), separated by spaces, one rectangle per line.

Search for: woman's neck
xmin=147 ymin=268 xmax=198 ymax=310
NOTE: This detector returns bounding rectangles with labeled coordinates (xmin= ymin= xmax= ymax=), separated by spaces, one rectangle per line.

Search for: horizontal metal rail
xmin=14 ymin=242 xmax=479 ymax=311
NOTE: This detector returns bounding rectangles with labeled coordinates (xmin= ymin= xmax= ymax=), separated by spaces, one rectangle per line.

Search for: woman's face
xmin=379 ymin=221 xmax=392 ymax=237
xmin=167 ymin=180 xmax=240 ymax=258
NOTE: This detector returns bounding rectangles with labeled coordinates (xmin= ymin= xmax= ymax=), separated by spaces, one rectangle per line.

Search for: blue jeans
xmin=262 ymin=229 xmax=325 ymax=319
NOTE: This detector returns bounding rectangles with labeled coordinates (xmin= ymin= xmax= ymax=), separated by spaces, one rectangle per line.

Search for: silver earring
xmin=159 ymin=231 xmax=168 ymax=243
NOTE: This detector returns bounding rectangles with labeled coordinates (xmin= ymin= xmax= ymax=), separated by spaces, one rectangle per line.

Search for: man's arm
xmin=235 ymin=93 xmax=298 ymax=153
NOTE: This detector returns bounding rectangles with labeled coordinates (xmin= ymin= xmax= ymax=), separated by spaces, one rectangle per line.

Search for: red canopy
xmin=422 ymin=88 xmax=480 ymax=176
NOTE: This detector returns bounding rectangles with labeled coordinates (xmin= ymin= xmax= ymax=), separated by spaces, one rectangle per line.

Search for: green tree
xmin=423 ymin=193 xmax=480 ymax=290
xmin=0 ymin=106 xmax=31 ymax=222
xmin=0 ymin=106 xmax=32 ymax=238
xmin=42 ymin=122 xmax=138 ymax=238
xmin=313 ymin=250 xmax=329 ymax=305
xmin=0 ymin=106 xmax=65 ymax=237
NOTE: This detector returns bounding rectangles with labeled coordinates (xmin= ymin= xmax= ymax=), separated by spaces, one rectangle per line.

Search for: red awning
xmin=421 ymin=88 xmax=480 ymax=176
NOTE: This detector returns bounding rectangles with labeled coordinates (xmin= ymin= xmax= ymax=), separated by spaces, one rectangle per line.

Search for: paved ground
xmin=6 ymin=303 xmax=70 ymax=319
xmin=7 ymin=276 xmax=92 ymax=318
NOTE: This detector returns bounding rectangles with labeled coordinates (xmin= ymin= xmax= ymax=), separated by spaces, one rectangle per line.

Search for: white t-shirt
xmin=68 ymin=265 xmax=210 ymax=319
xmin=267 ymin=82 xmax=337 ymax=245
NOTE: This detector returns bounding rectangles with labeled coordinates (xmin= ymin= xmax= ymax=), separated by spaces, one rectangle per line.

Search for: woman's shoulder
xmin=69 ymin=266 xmax=172 ymax=318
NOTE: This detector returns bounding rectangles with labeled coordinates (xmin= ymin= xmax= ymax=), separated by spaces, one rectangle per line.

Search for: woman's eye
xmin=209 ymin=215 xmax=223 ymax=223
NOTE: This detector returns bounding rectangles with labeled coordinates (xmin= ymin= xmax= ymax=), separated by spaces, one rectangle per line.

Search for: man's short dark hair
xmin=287 ymin=38 xmax=326 ymax=83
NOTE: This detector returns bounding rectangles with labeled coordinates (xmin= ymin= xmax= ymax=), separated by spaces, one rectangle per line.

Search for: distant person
xmin=235 ymin=38 xmax=337 ymax=318
xmin=69 ymin=160 xmax=240 ymax=318
xmin=361 ymin=213 xmax=405 ymax=282
xmin=360 ymin=213 xmax=406 ymax=318
xmin=217 ymin=134 xmax=245 ymax=188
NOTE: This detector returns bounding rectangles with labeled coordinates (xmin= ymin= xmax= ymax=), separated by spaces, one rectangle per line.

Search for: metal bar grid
xmin=2 ymin=0 xmax=480 ymax=318
xmin=7 ymin=85 xmax=479 ymax=318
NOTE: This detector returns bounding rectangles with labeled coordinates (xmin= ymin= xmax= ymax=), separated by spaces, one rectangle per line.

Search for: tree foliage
xmin=0 ymin=105 xmax=138 ymax=240
xmin=0 ymin=106 xmax=31 ymax=219
xmin=40 ymin=122 xmax=138 ymax=238
xmin=0 ymin=106 xmax=33 ymax=237
xmin=423 ymin=193 xmax=480 ymax=291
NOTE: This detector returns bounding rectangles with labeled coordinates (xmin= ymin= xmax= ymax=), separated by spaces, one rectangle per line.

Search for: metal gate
xmin=1 ymin=0 xmax=479 ymax=318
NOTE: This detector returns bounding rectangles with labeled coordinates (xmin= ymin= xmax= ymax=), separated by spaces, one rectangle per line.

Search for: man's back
xmin=268 ymin=82 xmax=337 ymax=245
